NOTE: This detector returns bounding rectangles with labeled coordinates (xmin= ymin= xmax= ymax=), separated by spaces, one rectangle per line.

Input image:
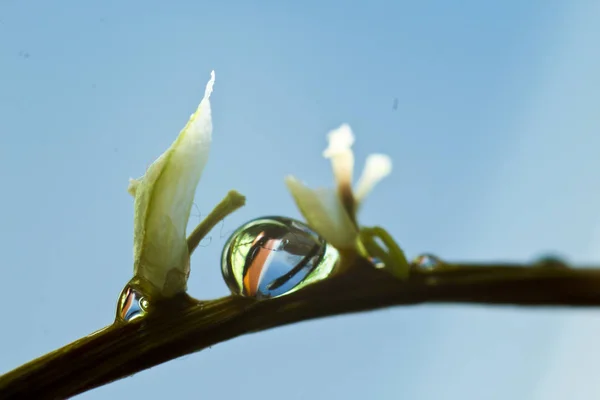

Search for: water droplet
xmin=369 ymin=257 xmax=385 ymax=269
xmin=116 ymin=285 xmax=150 ymax=322
xmin=221 ymin=216 xmax=339 ymax=299
xmin=411 ymin=253 xmax=443 ymax=271
xmin=535 ymin=254 xmax=569 ymax=269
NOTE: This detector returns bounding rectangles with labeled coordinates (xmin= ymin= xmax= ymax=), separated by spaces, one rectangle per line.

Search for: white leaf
xmin=131 ymin=71 xmax=215 ymax=296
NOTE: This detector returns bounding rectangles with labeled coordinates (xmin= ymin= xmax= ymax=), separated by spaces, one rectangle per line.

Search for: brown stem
xmin=2 ymin=261 xmax=600 ymax=399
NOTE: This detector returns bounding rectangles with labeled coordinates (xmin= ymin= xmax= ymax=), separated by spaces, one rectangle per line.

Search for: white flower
xmin=285 ymin=124 xmax=392 ymax=252
xmin=128 ymin=71 xmax=215 ymax=297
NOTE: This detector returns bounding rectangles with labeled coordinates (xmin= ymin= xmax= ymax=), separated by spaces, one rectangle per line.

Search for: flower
xmin=285 ymin=124 xmax=408 ymax=278
xmin=128 ymin=71 xmax=215 ymax=297
xmin=284 ymin=124 xmax=391 ymax=247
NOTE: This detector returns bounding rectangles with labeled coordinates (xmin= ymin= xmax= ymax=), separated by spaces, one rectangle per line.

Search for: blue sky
xmin=1 ymin=1 xmax=600 ymax=399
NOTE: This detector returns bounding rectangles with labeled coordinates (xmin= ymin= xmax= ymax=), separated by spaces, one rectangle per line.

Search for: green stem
xmin=2 ymin=260 xmax=600 ymax=399
xmin=187 ymin=190 xmax=246 ymax=253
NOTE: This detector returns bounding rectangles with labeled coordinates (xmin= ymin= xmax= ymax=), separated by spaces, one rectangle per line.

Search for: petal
xmin=285 ymin=176 xmax=358 ymax=249
xmin=322 ymin=124 xmax=355 ymax=191
xmin=132 ymin=71 xmax=215 ymax=297
xmin=322 ymin=123 xmax=355 ymax=157
xmin=354 ymin=153 xmax=392 ymax=205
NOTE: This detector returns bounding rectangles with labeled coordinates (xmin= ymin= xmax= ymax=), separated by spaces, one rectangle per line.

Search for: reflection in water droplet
xmin=116 ymin=285 xmax=149 ymax=322
xmin=411 ymin=253 xmax=443 ymax=271
xmin=221 ymin=216 xmax=339 ymax=299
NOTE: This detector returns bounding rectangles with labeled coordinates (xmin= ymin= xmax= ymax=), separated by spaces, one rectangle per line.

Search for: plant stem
xmin=2 ymin=260 xmax=600 ymax=399
xmin=187 ymin=190 xmax=245 ymax=253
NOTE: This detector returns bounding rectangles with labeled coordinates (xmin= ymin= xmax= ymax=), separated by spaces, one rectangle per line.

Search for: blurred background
xmin=1 ymin=1 xmax=600 ymax=399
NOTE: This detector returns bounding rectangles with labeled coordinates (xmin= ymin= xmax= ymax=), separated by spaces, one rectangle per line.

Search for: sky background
xmin=1 ymin=1 xmax=600 ymax=399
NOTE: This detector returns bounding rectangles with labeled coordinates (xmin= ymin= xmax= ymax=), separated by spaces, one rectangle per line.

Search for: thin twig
xmin=187 ymin=190 xmax=246 ymax=253
xmin=2 ymin=260 xmax=600 ymax=399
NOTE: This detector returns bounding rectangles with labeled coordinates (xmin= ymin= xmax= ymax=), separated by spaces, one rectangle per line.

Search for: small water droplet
xmin=411 ymin=253 xmax=443 ymax=271
xmin=116 ymin=285 xmax=149 ymax=322
xmin=221 ymin=216 xmax=339 ymax=299
xmin=369 ymin=257 xmax=385 ymax=269
xmin=535 ymin=254 xmax=569 ymax=269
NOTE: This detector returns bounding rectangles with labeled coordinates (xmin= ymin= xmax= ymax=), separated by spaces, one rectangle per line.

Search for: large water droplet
xmin=221 ymin=216 xmax=339 ymax=299
xmin=411 ymin=253 xmax=443 ymax=271
xmin=116 ymin=285 xmax=150 ymax=322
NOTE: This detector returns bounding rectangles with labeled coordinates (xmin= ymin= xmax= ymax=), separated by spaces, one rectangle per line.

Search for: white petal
xmin=131 ymin=70 xmax=215 ymax=297
xmin=354 ymin=153 xmax=392 ymax=205
xmin=322 ymin=124 xmax=355 ymax=192
xmin=285 ymin=176 xmax=358 ymax=249
xmin=322 ymin=124 xmax=354 ymax=157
